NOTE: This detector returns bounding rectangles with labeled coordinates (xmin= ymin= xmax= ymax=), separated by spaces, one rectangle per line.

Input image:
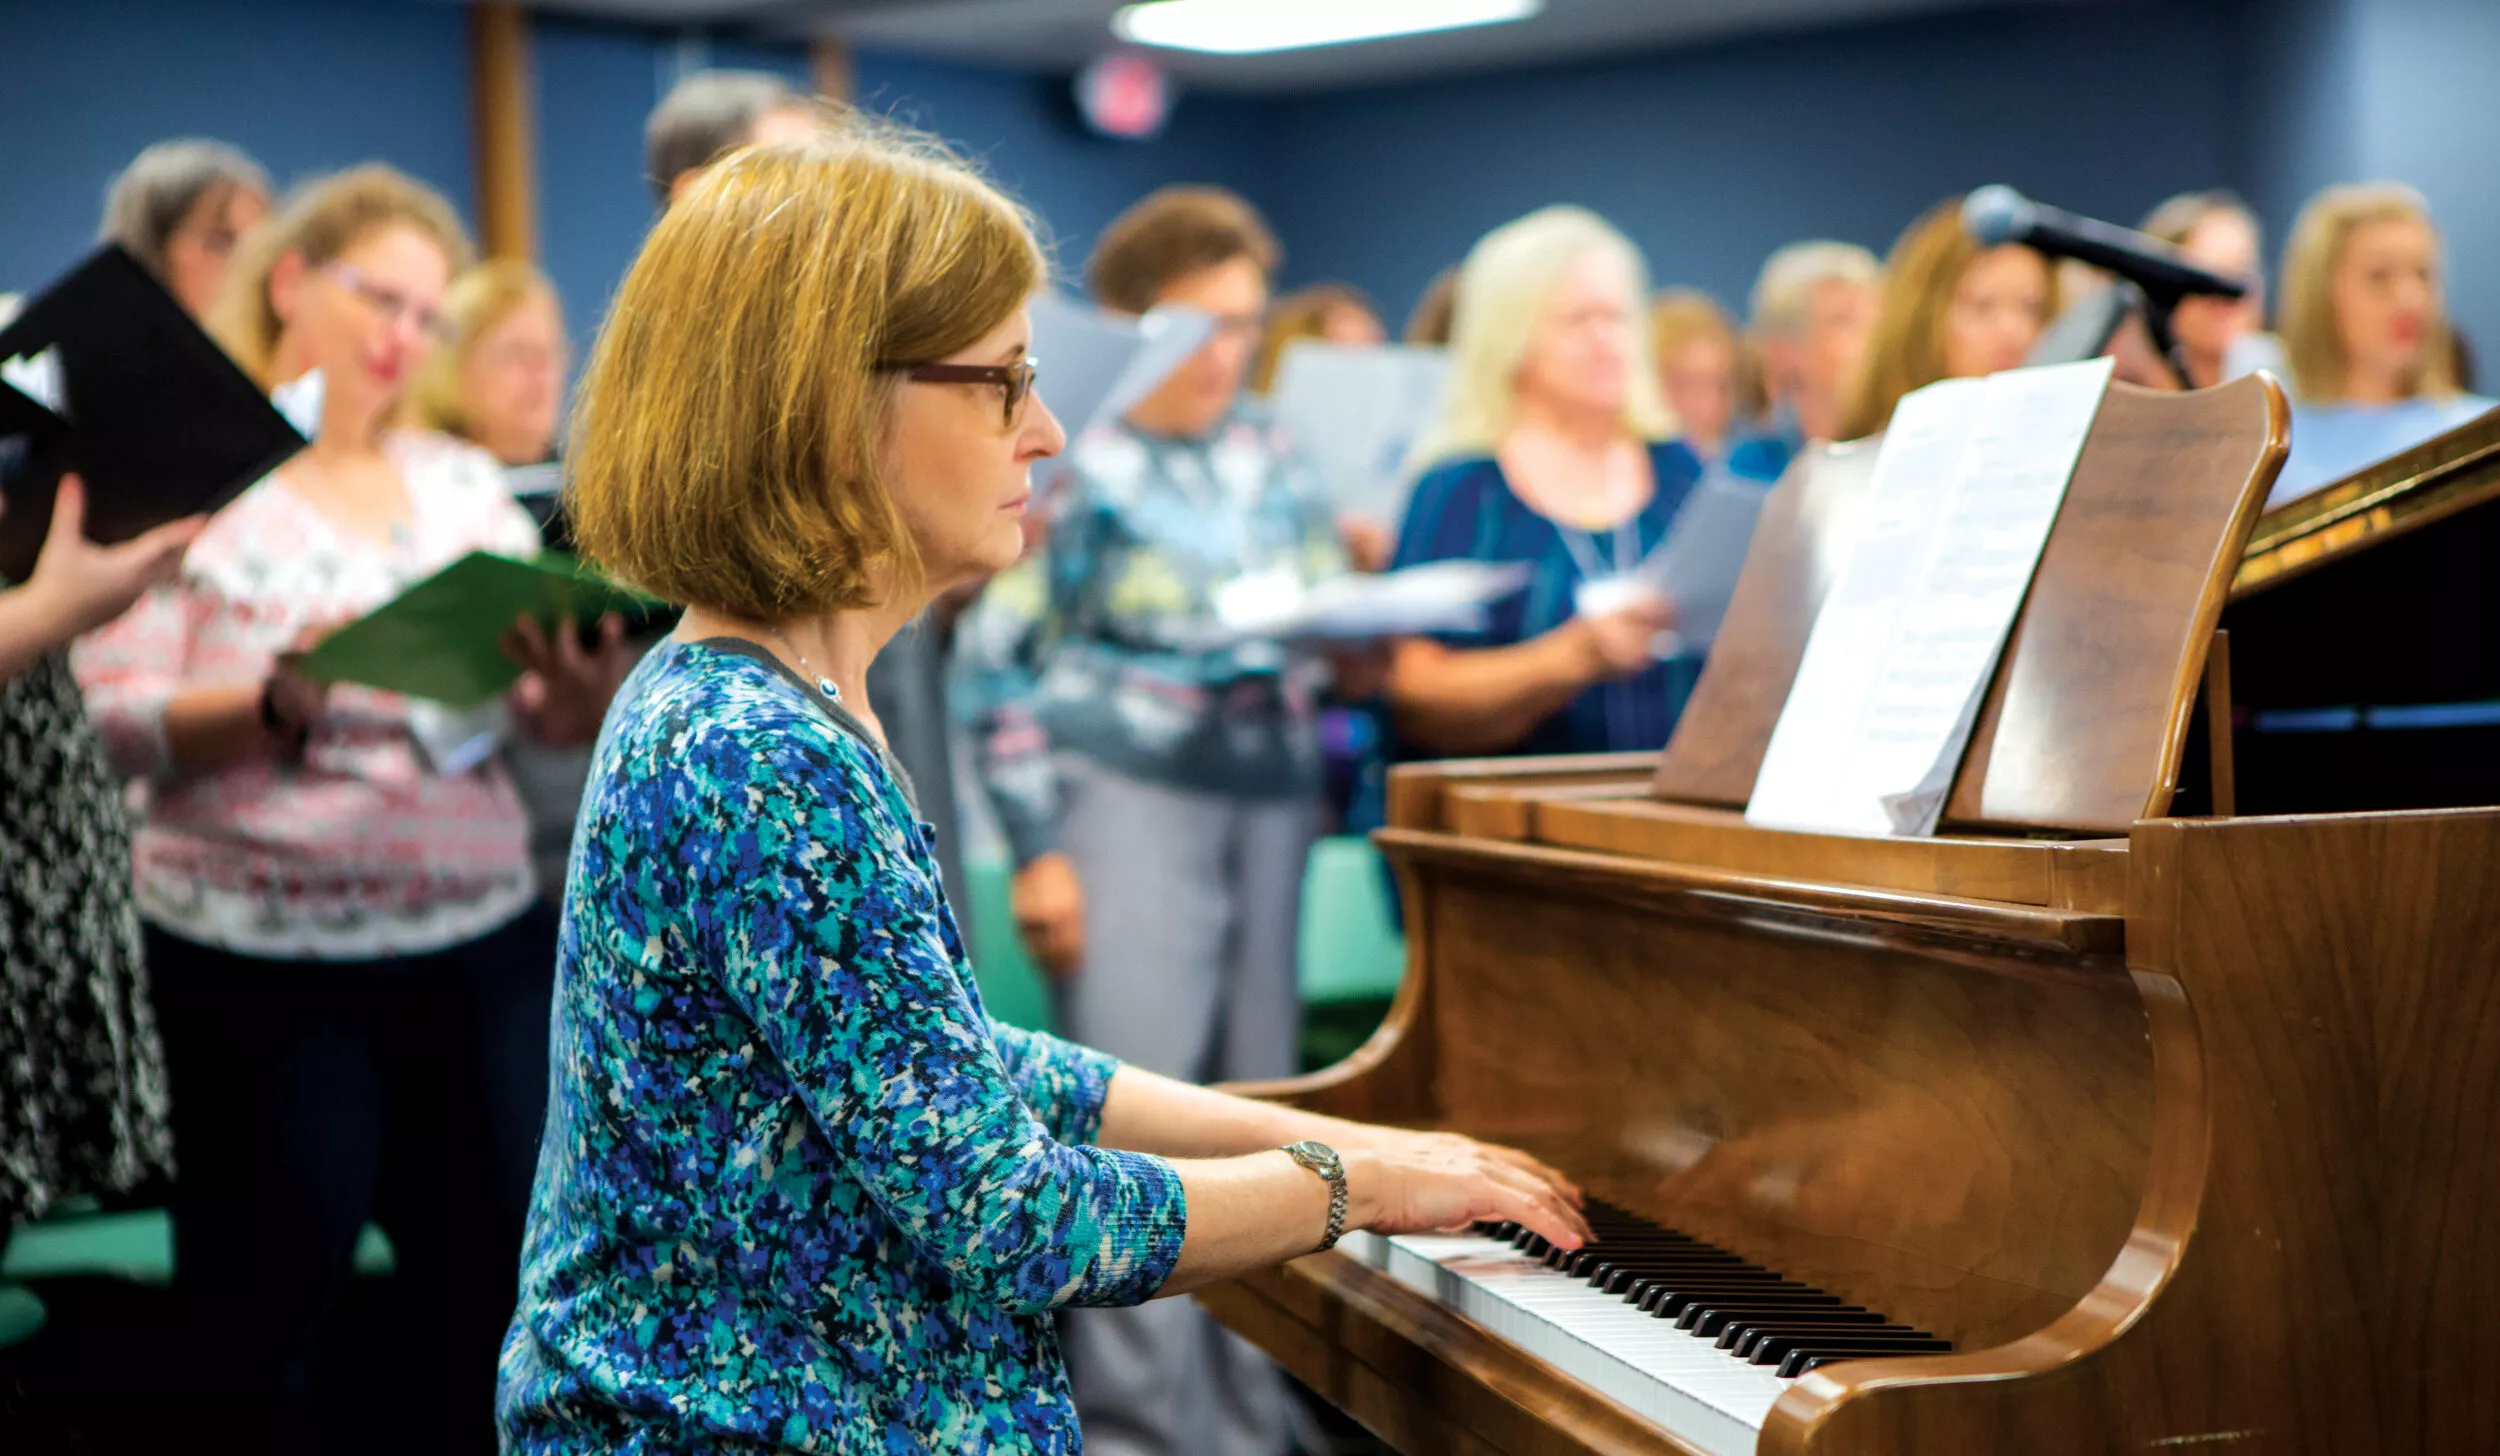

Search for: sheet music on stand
xmin=1745 ymin=357 xmax=2115 ymax=837
xmin=1268 ymin=341 xmax=1449 ymax=527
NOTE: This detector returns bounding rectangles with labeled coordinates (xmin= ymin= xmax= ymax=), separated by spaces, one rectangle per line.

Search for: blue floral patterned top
xmin=498 ymin=637 xmax=1188 ymax=1454
xmin=950 ymin=403 xmax=1346 ymax=867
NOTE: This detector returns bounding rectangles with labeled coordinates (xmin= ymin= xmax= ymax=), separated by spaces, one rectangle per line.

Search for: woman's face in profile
xmin=884 ymin=302 xmax=1066 ymax=593
xmin=2173 ymin=211 xmax=2263 ymax=365
xmin=1517 ymin=249 xmax=1636 ymax=417
xmin=2331 ymin=214 xmax=2440 ymax=389
xmin=1941 ymin=244 xmax=2051 ymax=379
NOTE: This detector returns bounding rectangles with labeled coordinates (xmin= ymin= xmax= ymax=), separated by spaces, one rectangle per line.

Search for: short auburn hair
xmin=565 ymin=123 xmax=1043 ymax=618
xmin=1087 ymin=185 xmax=1280 ymax=315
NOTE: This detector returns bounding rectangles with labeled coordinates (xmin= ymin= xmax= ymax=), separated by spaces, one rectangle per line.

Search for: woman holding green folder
xmin=72 ymin=166 xmax=631 ymax=1452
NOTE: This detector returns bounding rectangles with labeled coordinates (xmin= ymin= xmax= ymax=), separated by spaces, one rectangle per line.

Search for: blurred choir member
xmin=0 ymin=137 xmax=266 ymax=1248
xmin=1365 ymin=206 xmax=1699 ymax=801
xmin=0 ymin=500 xmax=199 ymax=1237
xmin=1744 ymin=239 xmax=1880 ymax=460
xmin=413 ymin=260 xmax=592 ymax=901
xmin=2270 ymin=182 xmax=2495 ymax=504
xmin=2139 ymin=190 xmax=2268 ymax=389
xmin=496 ymin=127 xmax=1584 ymax=1455
xmin=1251 ymin=281 xmax=1386 ymax=394
xmin=1405 ymin=265 xmax=1460 ymax=345
xmin=954 ymin=185 xmax=1359 ymax=1456
xmin=98 ymin=138 xmax=272 ymax=318
xmin=643 ymin=68 xmax=819 ymax=206
xmin=1837 ymin=196 xmax=2058 ymax=439
xmin=73 ymin=167 xmax=631 ymax=1453
xmin=1649 ymin=288 xmax=1742 ymax=464
xmin=413 ymin=259 xmax=567 ymax=470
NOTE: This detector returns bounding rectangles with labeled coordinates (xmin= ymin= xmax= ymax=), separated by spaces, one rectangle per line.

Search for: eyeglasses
xmin=321 ymin=262 xmax=453 ymax=345
xmin=885 ymin=357 xmax=1040 ymax=430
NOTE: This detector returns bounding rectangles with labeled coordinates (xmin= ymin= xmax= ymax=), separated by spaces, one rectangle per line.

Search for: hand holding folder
xmin=294 ymin=550 xmax=655 ymax=708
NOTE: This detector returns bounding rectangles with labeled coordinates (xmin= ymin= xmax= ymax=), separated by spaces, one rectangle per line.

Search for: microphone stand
xmin=2120 ymin=279 xmax=2197 ymax=391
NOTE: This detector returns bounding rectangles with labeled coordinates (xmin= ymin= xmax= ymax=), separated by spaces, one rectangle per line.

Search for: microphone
xmin=1963 ymin=185 xmax=2250 ymax=301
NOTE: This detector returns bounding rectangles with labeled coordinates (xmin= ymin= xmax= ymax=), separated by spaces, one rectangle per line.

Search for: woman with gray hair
xmin=99 ymin=138 xmax=272 ymax=318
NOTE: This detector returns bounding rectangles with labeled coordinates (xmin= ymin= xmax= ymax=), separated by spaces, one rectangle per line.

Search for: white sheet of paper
xmin=1268 ymin=341 xmax=1450 ymax=525
xmin=1200 ymin=558 xmax=1531 ymax=647
xmin=1744 ymin=357 xmax=2115 ymax=837
xmin=1027 ymin=294 xmax=1215 ymax=489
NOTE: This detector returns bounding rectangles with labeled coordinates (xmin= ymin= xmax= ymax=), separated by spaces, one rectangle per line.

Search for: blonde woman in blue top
xmin=496 ymin=124 xmax=1586 ymax=1454
xmin=1362 ymin=208 xmax=1704 ymax=832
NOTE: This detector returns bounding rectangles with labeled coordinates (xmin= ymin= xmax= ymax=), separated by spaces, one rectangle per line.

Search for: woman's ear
xmin=267 ymin=250 xmax=308 ymax=331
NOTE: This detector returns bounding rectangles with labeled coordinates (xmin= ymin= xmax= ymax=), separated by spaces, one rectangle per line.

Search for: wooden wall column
xmin=811 ymin=34 xmax=855 ymax=106
xmin=469 ymin=1 xmax=538 ymax=261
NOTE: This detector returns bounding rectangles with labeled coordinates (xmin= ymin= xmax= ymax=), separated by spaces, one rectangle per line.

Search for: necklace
xmin=767 ymin=626 xmax=843 ymax=704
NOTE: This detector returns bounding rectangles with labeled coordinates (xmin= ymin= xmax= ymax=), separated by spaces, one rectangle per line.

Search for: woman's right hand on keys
xmin=1345 ymin=1140 xmax=1592 ymax=1251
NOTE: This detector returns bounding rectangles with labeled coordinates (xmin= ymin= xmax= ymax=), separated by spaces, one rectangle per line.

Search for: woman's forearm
xmin=163 ymin=684 xmax=283 ymax=772
xmin=1389 ymin=629 xmax=1595 ymax=757
xmin=1096 ymin=1065 xmax=1347 ymax=1159
xmin=1156 ymin=1148 xmax=1338 ymax=1296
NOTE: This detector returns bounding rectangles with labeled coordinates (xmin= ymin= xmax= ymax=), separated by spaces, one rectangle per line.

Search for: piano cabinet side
xmin=1771 ymin=807 xmax=2500 ymax=1456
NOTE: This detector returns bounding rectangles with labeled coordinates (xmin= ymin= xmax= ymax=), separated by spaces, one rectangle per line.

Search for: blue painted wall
xmin=536 ymin=28 xmax=1274 ymax=354
xmin=1257 ymin=0 xmax=2238 ymax=330
xmin=0 ymin=0 xmax=472 ymax=293
xmin=2 ymin=0 xmax=2490 ymax=363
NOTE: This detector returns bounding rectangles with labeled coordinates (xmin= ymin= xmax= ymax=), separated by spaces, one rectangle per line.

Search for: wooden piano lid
xmin=1651 ymin=373 xmax=2290 ymax=838
xmin=2233 ymin=401 xmax=2500 ymax=598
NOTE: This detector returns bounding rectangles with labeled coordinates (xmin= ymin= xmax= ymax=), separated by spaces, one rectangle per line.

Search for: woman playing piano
xmin=494 ymin=122 xmax=1588 ymax=1454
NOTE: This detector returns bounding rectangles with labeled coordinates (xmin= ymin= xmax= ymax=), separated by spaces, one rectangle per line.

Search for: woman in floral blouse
xmin=496 ymin=124 xmax=1586 ymax=1454
xmin=74 ymin=167 xmax=630 ymax=1451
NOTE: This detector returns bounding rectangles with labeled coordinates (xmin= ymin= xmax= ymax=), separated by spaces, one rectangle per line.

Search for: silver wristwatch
xmin=1282 ymin=1140 xmax=1348 ymax=1252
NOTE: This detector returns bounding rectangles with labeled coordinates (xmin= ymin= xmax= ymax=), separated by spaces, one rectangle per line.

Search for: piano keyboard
xmin=1338 ymin=1201 xmax=1950 ymax=1456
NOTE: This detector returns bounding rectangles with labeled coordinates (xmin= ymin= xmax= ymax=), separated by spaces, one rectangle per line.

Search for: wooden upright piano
xmin=1204 ymin=376 xmax=2500 ymax=1455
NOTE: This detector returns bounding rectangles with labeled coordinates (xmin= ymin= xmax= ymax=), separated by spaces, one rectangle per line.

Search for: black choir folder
xmin=0 ymin=244 xmax=306 ymax=582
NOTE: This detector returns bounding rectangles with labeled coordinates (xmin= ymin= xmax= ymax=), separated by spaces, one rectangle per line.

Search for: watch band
xmin=1282 ymin=1140 xmax=1348 ymax=1252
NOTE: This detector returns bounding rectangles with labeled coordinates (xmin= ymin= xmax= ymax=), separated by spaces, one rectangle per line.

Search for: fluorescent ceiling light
xmin=1111 ymin=0 xmax=1543 ymax=56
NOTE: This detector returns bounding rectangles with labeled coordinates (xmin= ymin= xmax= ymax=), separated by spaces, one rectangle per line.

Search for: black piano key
xmin=1637 ymin=1279 xmax=1811 ymax=1316
xmin=1670 ymin=1300 xmax=1850 ymax=1330
xmin=1780 ymin=1340 xmax=1955 ymax=1378
xmin=1686 ymin=1301 xmax=1865 ymax=1337
xmin=1746 ymin=1328 xmax=1946 ymax=1364
xmin=1717 ymin=1312 xmax=1899 ymax=1352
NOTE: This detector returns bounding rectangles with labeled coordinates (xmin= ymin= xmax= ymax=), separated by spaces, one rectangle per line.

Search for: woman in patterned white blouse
xmin=74 ymin=166 xmax=632 ymax=1453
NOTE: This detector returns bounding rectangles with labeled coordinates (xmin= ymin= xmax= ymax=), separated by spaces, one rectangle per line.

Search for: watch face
xmin=1290 ymin=1140 xmax=1342 ymax=1176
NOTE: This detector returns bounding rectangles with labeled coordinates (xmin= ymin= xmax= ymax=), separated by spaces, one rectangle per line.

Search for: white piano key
xmin=1338 ymin=1229 xmax=1791 ymax=1456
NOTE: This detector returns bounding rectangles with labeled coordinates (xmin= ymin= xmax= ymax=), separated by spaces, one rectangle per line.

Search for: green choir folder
xmin=295 ymin=551 xmax=655 ymax=707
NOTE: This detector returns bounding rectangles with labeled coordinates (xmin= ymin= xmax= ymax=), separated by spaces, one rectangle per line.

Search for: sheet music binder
xmin=0 ymin=244 xmax=306 ymax=582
